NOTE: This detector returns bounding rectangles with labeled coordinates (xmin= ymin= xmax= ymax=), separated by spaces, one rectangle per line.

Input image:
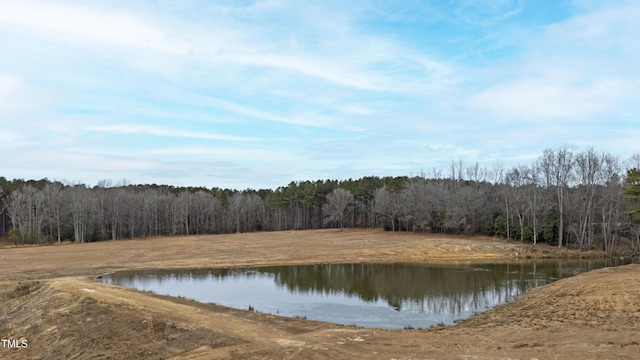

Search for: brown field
xmin=1 ymin=229 xmax=639 ymax=359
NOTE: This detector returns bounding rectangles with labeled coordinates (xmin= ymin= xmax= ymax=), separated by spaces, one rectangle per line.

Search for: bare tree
xmin=496 ymin=178 xmax=512 ymax=239
xmin=374 ymin=187 xmax=401 ymax=231
xmin=539 ymin=146 xmax=574 ymax=247
xmin=244 ymin=193 xmax=267 ymax=232
xmin=66 ymin=185 xmax=92 ymax=243
xmin=523 ymin=164 xmax=544 ymax=245
xmin=228 ymin=192 xmax=245 ymax=233
xmin=6 ymin=186 xmax=48 ymax=243
xmin=625 ymin=168 xmax=640 ymax=256
xmin=6 ymin=188 xmax=27 ymax=239
xmin=176 ymin=191 xmax=191 ymax=235
xmin=626 ymin=153 xmax=640 ymax=171
xmin=572 ymin=148 xmax=602 ymax=250
xmin=465 ymin=163 xmax=489 ymax=234
xmin=400 ymin=179 xmax=433 ymax=232
xmin=43 ymin=182 xmax=65 ymax=243
xmin=600 ymin=176 xmax=623 ymax=256
xmin=3 ymin=144 xmax=638 ymax=245
xmin=189 ymin=191 xmax=219 ymax=234
xmin=0 ymin=185 xmax=6 ymax=236
xmin=505 ymin=166 xmax=528 ymax=241
xmin=124 ymin=189 xmax=144 ymax=239
xmin=465 ymin=162 xmax=487 ymax=183
xmin=449 ymin=159 xmax=464 ymax=181
xmin=323 ymin=188 xmax=354 ymax=229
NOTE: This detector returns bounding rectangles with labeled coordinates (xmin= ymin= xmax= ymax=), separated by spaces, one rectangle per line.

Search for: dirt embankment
xmin=1 ymin=229 xmax=639 ymax=359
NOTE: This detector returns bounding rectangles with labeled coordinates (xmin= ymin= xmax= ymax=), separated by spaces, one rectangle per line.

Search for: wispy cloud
xmin=0 ymin=1 xmax=637 ymax=188
xmin=146 ymin=146 xmax=298 ymax=162
xmin=206 ymin=97 xmax=336 ymax=127
xmin=469 ymin=72 xmax=629 ymax=120
xmin=466 ymin=1 xmax=640 ymax=122
xmin=454 ymin=0 xmax=523 ymax=25
xmin=1 ymin=0 xmax=453 ymax=93
xmin=0 ymin=74 xmax=21 ymax=99
xmin=0 ymin=0 xmax=185 ymax=53
xmin=86 ymin=125 xmax=261 ymax=142
xmin=0 ymin=130 xmax=32 ymax=148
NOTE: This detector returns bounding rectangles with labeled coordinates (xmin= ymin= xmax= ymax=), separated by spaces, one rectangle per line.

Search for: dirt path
xmin=1 ymin=229 xmax=639 ymax=359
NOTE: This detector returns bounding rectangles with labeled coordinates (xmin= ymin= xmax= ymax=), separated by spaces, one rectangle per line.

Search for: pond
xmin=101 ymin=260 xmax=624 ymax=329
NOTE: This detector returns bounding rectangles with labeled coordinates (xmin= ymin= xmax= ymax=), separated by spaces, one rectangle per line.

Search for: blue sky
xmin=0 ymin=0 xmax=638 ymax=189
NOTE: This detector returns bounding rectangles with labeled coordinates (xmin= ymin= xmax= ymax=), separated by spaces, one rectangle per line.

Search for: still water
xmin=101 ymin=260 xmax=621 ymax=329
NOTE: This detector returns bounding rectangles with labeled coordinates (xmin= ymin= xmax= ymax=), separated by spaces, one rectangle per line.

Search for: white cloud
xmin=86 ymin=125 xmax=261 ymax=142
xmin=3 ymin=149 xmax=160 ymax=178
xmin=146 ymin=146 xmax=298 ymax=162
xmin=454 ymin=0 xmax=523 ymax=25
xmin=0 ymin=0 xmax=452 ymax=94
xmin=344 ymin=105 xmax=376 ymax=116
xmin=469 ymin=72 xmax=629 ymax=120
xmin=546 ymin=2 xmax=640 ymax=51
xmin=211 ymin=50 xmax=429 ymax=93
xmin=0 ymin=74 xmax=62 ymax=117
xmin=1 ymin=1 xmax=636 ymax=188
xmin=467 ymin=2 xmax=639 ymax=121
xmin=0 ymin=130 xmax=33 ymax=148
xmin=0 ymin=74 xmax=21 ymax=99
xmin=0 ymin=0 xmax=185 ymax=53
xmin=206 ymin=98 xmax=334 ymax=127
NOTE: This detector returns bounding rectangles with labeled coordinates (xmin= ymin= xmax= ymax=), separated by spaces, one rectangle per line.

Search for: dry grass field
xmin=1 ymin=229 xmax=639 ymax=359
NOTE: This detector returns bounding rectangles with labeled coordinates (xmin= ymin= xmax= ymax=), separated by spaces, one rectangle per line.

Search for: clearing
xmin=1 ymin=229 xmax=638 ymax=359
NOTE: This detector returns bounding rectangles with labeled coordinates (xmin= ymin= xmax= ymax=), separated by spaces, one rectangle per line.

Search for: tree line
xmin=2 ymin=146 xmax=640 ymax=255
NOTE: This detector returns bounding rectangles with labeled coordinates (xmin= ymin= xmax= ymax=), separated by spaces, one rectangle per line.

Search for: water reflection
xmin=101 ymin=260 xmax=625 ymax=329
